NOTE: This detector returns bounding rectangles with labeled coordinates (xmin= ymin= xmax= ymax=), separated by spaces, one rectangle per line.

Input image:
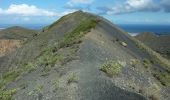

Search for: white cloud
xmin=126 ymin=0 xmax=159 ymax=11
xmin=0 ymin=4 xmax=57 ymax=17
xmin=98 ymin=0 xmax=160 ymax=15
xmin=161 ymin=0 xmax=170 ymax=12
xmin=68 ymin=0 xmax=94 ymax=5
xmin=65 ymin=0 xmax=93 ymax=12
xmin=66 ymin=0 xmax=94 ymax=8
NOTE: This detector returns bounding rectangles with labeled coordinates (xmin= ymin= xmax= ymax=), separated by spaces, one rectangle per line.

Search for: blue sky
xmin=0 ymin=0 xmax=170 ymax=25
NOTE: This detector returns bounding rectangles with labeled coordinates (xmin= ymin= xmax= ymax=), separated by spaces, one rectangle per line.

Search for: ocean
xmin=117 ymin=24 xmax=170 ymax=36
xmin=0 ymin=24 xmax=170 ymax=36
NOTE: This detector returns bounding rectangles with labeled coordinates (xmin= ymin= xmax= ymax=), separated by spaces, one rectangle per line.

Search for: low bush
xmin=67 ymin=73 xmax=79 ymax=84
xmin=130 ymin=59 xmax=140 ymax=67
xmin=100 ymin=60 xmax=123 ymax=77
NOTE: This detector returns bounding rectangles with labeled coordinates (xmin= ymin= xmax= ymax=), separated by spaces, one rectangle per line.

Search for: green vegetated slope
xmin=0 ymin=11 xmax=170 ymax=100
xmin=135 ymin=32 xmax=170 ymax=59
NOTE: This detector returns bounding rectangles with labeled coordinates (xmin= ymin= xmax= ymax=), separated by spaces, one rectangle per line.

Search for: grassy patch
xmin=0 ymin=88 xmax=17 ymax=100
xmin=0 ymin=70 xmax=20 ymax=89
xmin=100 ymin=60 xmax=123 ymax=77
xmin=59 ymin=19 xmax=99 ymax=48
xmin=37 ymin=49 xmax=65 ymax=73
xmin=22 ymin=62 xmax=36 ymax=73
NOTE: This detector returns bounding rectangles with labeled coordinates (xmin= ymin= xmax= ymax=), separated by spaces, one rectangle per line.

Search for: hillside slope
xmin=135 ymin=32 xmax=170 ymax=59
xmin=0 ymin=11 xmax=170 ymax=100
xmin=0 ymin=26 xmax=37 ymax=57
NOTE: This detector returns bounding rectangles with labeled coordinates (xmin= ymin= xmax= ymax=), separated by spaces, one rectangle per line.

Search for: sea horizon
xmin=1 ymin=24 xmax=170 ymax=36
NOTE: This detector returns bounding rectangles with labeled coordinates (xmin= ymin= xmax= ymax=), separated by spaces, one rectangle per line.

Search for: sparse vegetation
xmin=27 ymin=84 xmax=43 ymax=96
xmin=142 ymin=59 xmax=170 ymax=87
xmin=35 ymin=85 xmax=43 ymax=92
xmin=53 ymin=78 xmax=60 ymax=90
xmin=0 ymin=70 xmax=20 ymax=89
xmin=133 ymin=38 xmax=170 ymax=73
xmin=143 ymin=59 xmax=151 ymax=69
xmin=67 ymin=73 xmax=79 ymax=84
xmin=130 ymin=59 xmax=140 ymax=67
xmin=28 ymin=90 xmax=34 ymax=96
xmin=1 ymin=10 xmax=170 ymax=100
xmin=38 ymin=52 xmax=65 ymax=73
xmin=130 ymin=36 xmax=170 ymax=87
xmin=22 ymin=62 xmax=36 ymax=73
xmin=0 ymin=88 xmax=17 ymax=100
xmin=0 ymin=12 xmax=100 ymax=93
xmin=100 ymin=60 xmax=123 ymax=77
xmin=152 ymin=71 xmax=170 ymax=87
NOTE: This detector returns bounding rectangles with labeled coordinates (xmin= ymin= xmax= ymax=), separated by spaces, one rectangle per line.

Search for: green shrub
xmin=67 ymin=73 xmax=79 ymax=84
xmin=35 ymin=85 xmax=43 ymax=92
xmin=101 ymin=60 xmax=123 ymax=77
xmin=22 ymin=62 xmax=36 ymax=73
xmin=143 ymin=59 xmax=151 ymax=68
xmin=0 ymin=88 xmax=17 ymax=100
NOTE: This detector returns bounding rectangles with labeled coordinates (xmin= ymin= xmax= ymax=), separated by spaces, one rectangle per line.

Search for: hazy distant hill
xmin=0 ymin=11 xmax=170 ymax=100
xmin=0 ymin=26 xmax=37 ymax=40
xmin=135 ymin=32 xmax=170 ymax=59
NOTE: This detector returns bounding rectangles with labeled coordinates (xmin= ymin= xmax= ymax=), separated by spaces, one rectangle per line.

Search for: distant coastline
xmin=1 ymin=24 xmax=170 ymax=35
xmin=0 ymin=28 xmax=4 ymax=29
xmin=0 ymin=28 xmax=4 ymax=31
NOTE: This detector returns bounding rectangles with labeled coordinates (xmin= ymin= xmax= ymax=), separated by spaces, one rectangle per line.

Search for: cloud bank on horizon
xmin=0 ymin=0 xmax=170 ymax=24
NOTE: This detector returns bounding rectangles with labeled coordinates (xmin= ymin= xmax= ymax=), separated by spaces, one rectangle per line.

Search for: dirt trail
xmin=66 ymin=30 xmax=147 ymax=100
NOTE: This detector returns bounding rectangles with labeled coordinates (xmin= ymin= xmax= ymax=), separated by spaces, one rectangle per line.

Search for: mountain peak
xmin=1 ymin=11 xmax=170 ymax=100
xmin=43 ymin=11 xmax=98 ymax=32
xmin=73 ymin=10 xmax=84 ymax=14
